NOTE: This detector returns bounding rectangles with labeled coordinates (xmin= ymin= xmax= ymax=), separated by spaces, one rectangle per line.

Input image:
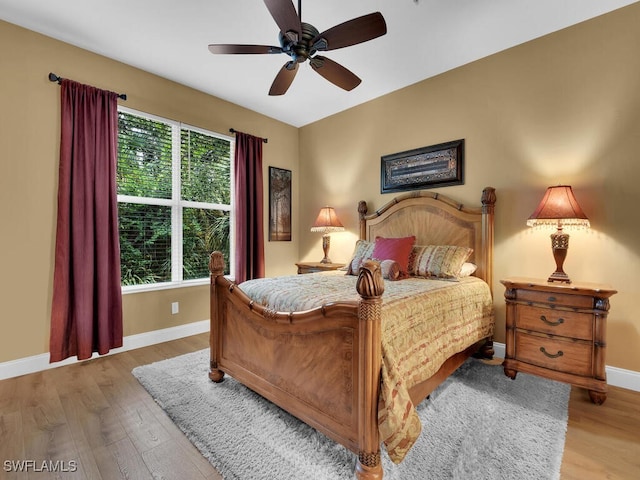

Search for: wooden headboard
xmin=358 ymin=187 xmax=496 ymax=291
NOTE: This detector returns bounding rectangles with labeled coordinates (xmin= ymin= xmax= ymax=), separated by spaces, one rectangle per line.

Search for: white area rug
xmin=133 ymin=350 xmax=570 ymax=480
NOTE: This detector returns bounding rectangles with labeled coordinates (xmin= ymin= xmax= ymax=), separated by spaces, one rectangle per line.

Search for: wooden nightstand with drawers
xmin=295 ymin=262 xmax=345 ymax=274
xmin=501 ymin=277 xmax=616 ymax=404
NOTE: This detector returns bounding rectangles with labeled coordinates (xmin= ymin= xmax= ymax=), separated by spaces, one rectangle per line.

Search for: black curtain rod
xmin=48 ymin=72 xmax=127 ymax=100
xmin=229 ymin=128 xmax=268 ymax=143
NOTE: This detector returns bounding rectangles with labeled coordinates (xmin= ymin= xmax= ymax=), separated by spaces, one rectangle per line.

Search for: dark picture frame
xmin=380 ymin=139 xmax=464 ymax=193
xmin=268 ymin=166 xmax=292 ymax=241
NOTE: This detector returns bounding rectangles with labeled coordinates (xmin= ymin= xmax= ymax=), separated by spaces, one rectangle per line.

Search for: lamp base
xmin=320 ymin=234 xmax=332 ymax=264
xmin=548 ymin=270 xmax=571 ymax=283
xmin=548 ymin=230 xmax=571 ymax=283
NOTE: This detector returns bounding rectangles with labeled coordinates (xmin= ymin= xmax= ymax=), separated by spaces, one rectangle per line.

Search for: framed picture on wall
xmin=380 ymin=139 xmax=465 ymax=193
xmin=269 ymin=166 xmax=292 ymax=241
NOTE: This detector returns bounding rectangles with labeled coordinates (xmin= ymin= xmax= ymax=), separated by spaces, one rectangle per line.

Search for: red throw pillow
xmin=371 ymin=236 xmax=416 ymax=276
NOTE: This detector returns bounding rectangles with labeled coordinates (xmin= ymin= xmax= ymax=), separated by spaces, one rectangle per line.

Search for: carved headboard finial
xmin=482 ymin=187 xmax=496 ymax=213
xmin=358 ymin=200 xmax=369 ymax=240
xmin=358 ymin=200 xmax=368 ymax=219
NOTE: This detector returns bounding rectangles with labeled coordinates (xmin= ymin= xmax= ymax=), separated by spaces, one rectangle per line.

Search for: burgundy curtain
xmin=234 ymin=131 xmax=265 ymax=283
xmin=50 ymin=79 xmax=123 ymax=362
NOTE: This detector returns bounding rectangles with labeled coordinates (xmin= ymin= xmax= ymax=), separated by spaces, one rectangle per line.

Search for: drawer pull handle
xmin=540 ymin=347 xmax=564 ymax=359
xmin=540 ymin=315 xmax=564 ymax=327
xmin=547 ymin=296 xmax=557 ymax=302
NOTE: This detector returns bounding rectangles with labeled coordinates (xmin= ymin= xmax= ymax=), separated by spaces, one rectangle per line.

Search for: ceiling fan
xmin=208 ymin=0 xmax=387 ymax=96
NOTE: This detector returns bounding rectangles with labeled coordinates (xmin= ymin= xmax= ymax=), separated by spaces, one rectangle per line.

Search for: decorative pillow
xmin=348 ymin=258 xmax=401 ymax=280
xmin=371 ymin=236 xmax=416 ymax=276
xmin=346 ymin=239 xmax=375 ymax=275
xmin=459 ymin=262 xmax=478 ymax=278
xmin=408 ymin=245 xmax=473 ymax=280
xmin=380 ymin=259 xmax=401 ymax=281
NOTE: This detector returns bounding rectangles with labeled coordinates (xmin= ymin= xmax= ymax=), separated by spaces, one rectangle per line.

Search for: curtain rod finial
xmin=229 ymin=128 xmax=268 ymax=143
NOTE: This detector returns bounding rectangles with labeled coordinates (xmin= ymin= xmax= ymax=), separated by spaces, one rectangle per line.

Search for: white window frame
xmin=117 ymin=106 xmax=235 ymax=293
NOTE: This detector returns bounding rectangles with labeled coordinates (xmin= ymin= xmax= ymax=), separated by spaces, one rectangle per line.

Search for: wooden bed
xmin=208 ymin=186 xmax=496 ymax=479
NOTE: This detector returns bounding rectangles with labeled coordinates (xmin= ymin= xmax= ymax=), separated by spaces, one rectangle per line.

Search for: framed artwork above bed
xmin=380 ymin=139 xmax=464 ymax=193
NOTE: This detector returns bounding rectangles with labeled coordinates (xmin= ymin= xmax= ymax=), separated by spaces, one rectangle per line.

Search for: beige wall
xmin=0 ymin=20 xmax=299 ymax=363
xmin=2 ymin=3 xmax=640 ymax=374
xmin=299 ymin=4 xmax=640 ymax=372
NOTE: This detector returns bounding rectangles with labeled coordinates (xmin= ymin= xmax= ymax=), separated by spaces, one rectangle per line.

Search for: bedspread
xmin=239 ymin=271 xmax=494 ymax=463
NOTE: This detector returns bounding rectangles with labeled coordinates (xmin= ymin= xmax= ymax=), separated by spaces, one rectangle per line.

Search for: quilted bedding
xmin=239 ymin=271 xmax=494 ymax=463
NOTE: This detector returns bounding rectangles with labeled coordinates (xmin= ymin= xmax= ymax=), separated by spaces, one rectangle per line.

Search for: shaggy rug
xmin=133 ymin=350 xmax=570 ymax=480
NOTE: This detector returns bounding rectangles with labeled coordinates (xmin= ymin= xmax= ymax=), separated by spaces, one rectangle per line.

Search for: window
xmin=117 ymin=107 xmax=233 ymax=289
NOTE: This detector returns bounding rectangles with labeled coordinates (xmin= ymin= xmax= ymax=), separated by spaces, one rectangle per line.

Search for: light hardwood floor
xmin=0 ymin=333 xmax=638 ymax=479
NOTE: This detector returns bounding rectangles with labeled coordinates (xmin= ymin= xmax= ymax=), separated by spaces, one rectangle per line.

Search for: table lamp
xmin=527 ymin=185 xmax=590 ymax=283
xmin=310 ymin=206 xmax=345 ymax=263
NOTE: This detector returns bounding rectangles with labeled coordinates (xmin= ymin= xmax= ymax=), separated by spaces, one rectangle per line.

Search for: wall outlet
xmin=171 ymin=302 xmax=179 ymax=315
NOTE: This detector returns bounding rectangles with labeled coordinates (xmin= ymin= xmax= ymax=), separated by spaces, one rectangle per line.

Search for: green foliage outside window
xmin=117 ymin=111 xmax=232 ymax=286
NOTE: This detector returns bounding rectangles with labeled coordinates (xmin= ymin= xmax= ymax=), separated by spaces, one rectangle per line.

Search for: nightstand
xmin=501 ymin=277 xmax=616 ymax=404
xmin=295 ymin=262 xmax=345 ymax=274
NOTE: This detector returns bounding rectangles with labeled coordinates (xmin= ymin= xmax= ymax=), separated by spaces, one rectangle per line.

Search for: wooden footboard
xmin=209 ymin=253 xmax=386 ymax=478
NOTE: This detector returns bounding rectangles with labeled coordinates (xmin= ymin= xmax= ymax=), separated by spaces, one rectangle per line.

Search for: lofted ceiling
xmin=1 ymin=0 xmax=637 ymax=127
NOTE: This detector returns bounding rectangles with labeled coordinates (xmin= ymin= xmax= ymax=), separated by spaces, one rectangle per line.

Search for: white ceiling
xmin=1 ymin=0 xmax=637 ymax=127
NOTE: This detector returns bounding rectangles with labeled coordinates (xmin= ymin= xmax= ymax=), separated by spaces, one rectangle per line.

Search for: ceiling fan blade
xmin=309 ymin=56 xmax=361 ymax=91
xmin=312 ymin=12 xmax=387 ymax=51
xmin=269 ymin=61 xmax=299 ymax=96
xmin=264 ymin=0 xmax=302 ymax=43
xmin=208 ymin=44 xmax=283 ymax=55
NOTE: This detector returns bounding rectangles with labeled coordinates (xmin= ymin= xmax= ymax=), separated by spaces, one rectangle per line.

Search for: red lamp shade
xmin=310 ymin=207 xmax=345 ymax=233
xmin=527 ymin=185 xmax=590 ymax=228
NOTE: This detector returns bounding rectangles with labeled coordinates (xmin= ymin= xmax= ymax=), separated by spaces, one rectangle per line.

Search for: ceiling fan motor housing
xmin=279 ymin=22 xmax=323 ymax=63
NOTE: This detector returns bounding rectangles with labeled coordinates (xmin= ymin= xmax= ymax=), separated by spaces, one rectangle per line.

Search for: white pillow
xmin=458 ymin=262 xmax=478 ymax=277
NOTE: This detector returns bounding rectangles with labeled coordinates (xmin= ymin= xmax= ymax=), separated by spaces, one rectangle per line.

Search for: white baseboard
xmin=493 ymin=341 xmax=506 ymax=360
xmin=492 ymin=342 xmax=639 ymax=392
xmin=605 ymin=365 xmax=640 ymax=392
xmin=0 ymin=320 xmax=209 ymax=381
xmin=1 ymin=330 xmax=638 ymax=392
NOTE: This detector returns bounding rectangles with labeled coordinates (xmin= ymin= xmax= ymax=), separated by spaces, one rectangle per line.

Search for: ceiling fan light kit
xmin=208 ymin=0 xmax=387 ymax=95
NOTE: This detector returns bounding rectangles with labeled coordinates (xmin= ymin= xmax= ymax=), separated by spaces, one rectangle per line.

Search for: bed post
xmin=208 ymin=251 xmax=225 ymax=383
xmin=355 ymin=260 xmax=384 ymax=480
xmin=480 ymin=187 xmax=496 ymax=359
xmin=481 ymin=187 xmax=496 ymax=295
